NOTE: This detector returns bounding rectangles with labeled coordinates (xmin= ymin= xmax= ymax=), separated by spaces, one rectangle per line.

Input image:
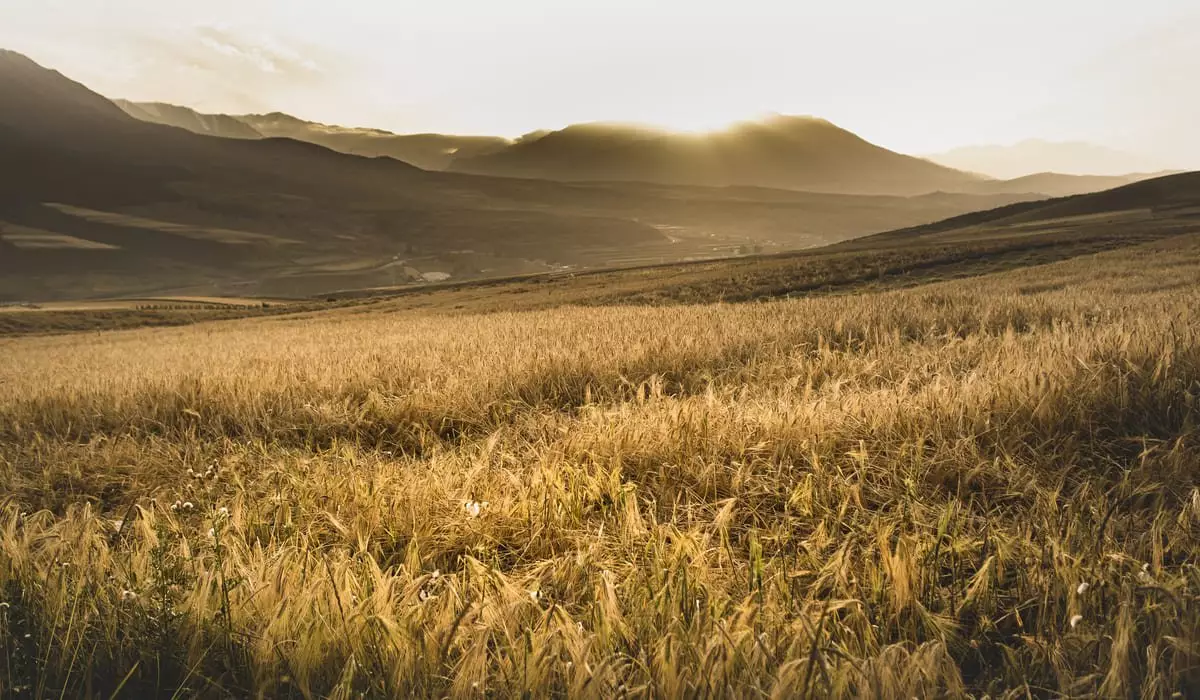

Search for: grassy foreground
xmin=2 ymin=234 xmax=1200 ymax=698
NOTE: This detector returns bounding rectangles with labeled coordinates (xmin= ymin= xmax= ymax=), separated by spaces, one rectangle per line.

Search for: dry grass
xmin=1 ymin=234 xmax=1199 ymax=698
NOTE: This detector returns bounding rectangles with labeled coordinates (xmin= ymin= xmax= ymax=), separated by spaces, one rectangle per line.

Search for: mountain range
xmin=113 ymin=100 xmax=1169 ymax=199
xmin=1 ymin=49 xmax=1040 ymax=301
xmin=115 ymin=101 xmax=984 ymax=195
xmin=112 ymin=100 xmax=513 ymax=171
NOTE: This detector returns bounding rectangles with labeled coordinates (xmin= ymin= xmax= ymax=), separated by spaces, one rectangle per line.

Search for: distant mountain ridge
xmin=114 ymin=100 xmax=263 ymax=140
xmin=926 ymin=139 xmax=1168 ymax=179
xmin=110 ymin=99 xmax=1172 ymax=199
xmin=114 ymin=101 xmax=989 ymax=195
xmin=112 ymin=100 xmax=512 ymax=171
xmin=446 ymin=116 xmax=987 ymax=196
xmin=235 ymin=112 xmax=513 ymax=171
xmin=958 ymin=171 xmax=1174 ymax=198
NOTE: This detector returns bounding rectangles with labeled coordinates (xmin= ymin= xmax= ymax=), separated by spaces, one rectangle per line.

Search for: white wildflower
xmin=0 ymin=602 xmax=10 ymax=609
xmin=1076 ymin=582 xmax=1089 ymax=595
xmin=1069 ymin=614 xmax=1083 ymax=629
xmin=463 ymin=500 xmax=488 ymax=518
xmin=529 ymin=589 xmax=542 ymax=603
xmin=207 ymin=528 xmax=216 ymax=540
xmin=121 ymin=590 xmax=138 ymax=602
xmin=182 ymin=502 xmax=195 ymax=511
xmin=217 ymin=507 xmax=229 ymax=518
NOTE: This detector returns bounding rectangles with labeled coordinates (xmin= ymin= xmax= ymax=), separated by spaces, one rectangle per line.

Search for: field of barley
xmin=2 ymin=233 xmax=1200 ymax=698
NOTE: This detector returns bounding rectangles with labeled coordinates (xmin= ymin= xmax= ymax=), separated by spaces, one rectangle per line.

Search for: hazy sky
xmin=2 ymin=0 xmax=1197 ymax=165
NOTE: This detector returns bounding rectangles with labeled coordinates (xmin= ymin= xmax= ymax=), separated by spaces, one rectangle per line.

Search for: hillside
xmin=859 ymin=170 xmax=1200 ymax=245
xmin=339 ymin=169 xmax=1200 ymax=313
xmin=447 ymin=117 xmax=986 ymax=196
xmin=0 ymin=51 xmax=1032 ymax=302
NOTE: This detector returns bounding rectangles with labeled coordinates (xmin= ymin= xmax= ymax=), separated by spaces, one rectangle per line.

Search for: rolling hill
xmin=857 ymin=170 xmax=1200 ymax=246
xmin=0 ymin=50 xmax=1034 ymax=301
xmin=446 ymin=117 xmax=986 ymax=196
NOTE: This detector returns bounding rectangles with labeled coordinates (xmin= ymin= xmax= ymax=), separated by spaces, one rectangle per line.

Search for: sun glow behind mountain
xmin=531 ymin=113 xmax=770 ymax=139
xmin=627 ymin=112 xmax=761 ymax=136
xmin=0 ymin=1 xmax=1197 ymax=165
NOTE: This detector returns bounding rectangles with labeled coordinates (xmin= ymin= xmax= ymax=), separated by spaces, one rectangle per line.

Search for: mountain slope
xmin=926 ymin=139 xmax=1167 ymax=179
xmin=0 ymin=49 xmax=133 ymax=132
xmin=448 ymin=117 xmax=986 ymax=196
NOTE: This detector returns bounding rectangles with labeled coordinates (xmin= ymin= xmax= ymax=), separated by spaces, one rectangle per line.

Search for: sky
xmin=1 ymin=0 xmax=1198 ymax=166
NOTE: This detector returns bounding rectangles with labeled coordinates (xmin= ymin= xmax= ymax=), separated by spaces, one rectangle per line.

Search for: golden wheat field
xmin=2 ymin=234 xmax=1200 ymax=698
